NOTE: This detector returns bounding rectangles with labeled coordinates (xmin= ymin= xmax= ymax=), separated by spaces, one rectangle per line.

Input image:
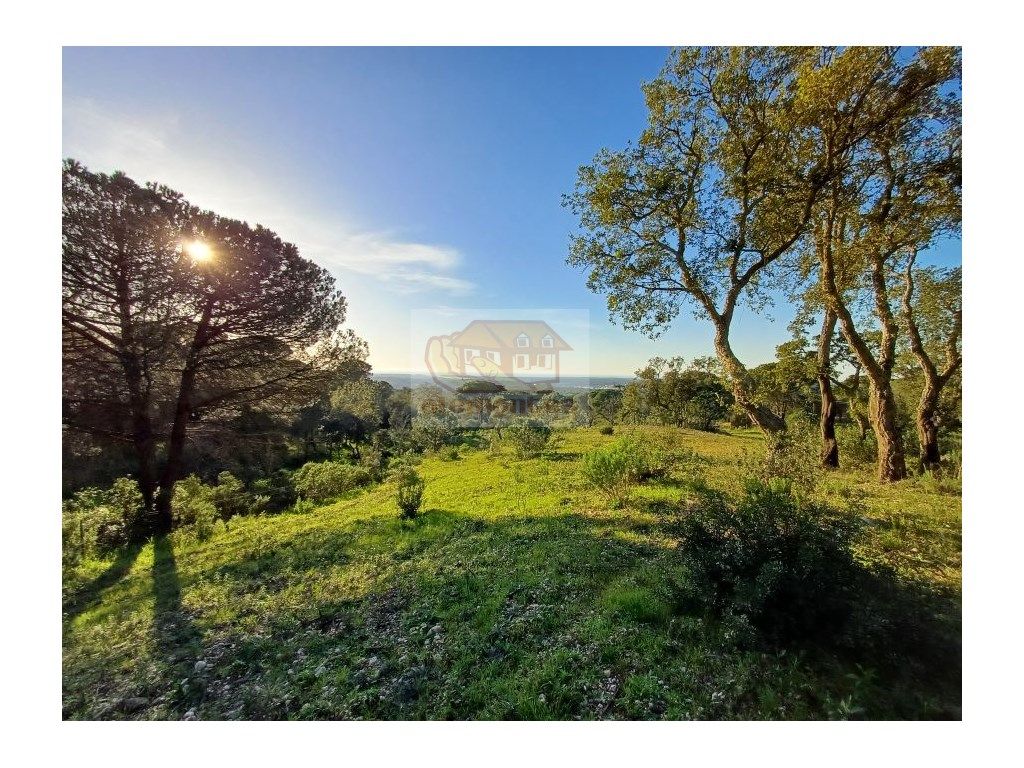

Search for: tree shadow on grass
xmin=827 ymin=570 xmax=961 ymax=719
xmin=126 ymin=507 xmax=958 ymax=720
xmin=151 ymin=537 xmax=203 ymax=713
xmin=63 ymin=543 xmax=143 ymax=622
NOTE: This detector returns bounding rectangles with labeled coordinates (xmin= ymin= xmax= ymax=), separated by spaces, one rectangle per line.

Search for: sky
xmin=62 ymin=47 xmax=961 ymax=376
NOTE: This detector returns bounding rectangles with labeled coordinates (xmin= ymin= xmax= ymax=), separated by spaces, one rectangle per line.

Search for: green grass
xmin=62 ymin=426 xmax=961 ymax=720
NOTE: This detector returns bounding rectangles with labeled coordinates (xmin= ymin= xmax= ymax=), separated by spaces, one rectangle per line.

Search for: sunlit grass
xmin=62 ymin=426 xmax=961 ymax=720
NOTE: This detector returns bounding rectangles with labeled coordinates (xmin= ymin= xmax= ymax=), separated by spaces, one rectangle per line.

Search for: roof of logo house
xmin=448 ymin=320 xmax=572 ymax=351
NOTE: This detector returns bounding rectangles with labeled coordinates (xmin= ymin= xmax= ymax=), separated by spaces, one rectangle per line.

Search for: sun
xmin=184 ymin=240 xmax=213 ymax=262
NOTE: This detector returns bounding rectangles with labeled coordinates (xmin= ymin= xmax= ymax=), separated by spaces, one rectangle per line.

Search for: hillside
xmin=62 ymin=427 xmax=961 ymax=720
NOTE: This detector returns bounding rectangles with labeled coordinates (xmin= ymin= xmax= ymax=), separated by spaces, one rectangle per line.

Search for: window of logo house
xmin=441 ymin=320 xmax=572 ymax=383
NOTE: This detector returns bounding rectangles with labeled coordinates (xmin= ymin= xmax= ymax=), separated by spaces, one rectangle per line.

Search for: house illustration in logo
xmin=447 ymin=320 xmax=572 ymax=381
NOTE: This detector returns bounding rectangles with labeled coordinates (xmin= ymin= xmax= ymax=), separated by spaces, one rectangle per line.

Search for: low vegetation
xmin=62 ymin=426 xmax=961 ymax=720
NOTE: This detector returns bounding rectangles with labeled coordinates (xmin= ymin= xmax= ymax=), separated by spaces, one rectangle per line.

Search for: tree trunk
xmin=113 ymin=264 xmax=159 ymax=531
xmin=916 ymin=381 xmax=942 ymax=473
xmin=130 ymin=420 xmax=158 ymax=529
xmin=817 ymin=309 xmax=839 ymax=468
xmin=868 ymin=379 xmax=907 ymax=482
xmin=854 ymin=412 xmax=870 ymax=442
xmin=713 ymin=321 xmax=786 ymax=435
xmin=155 ymin=297 xmax=217 ymax=532
xmin=122 ymin=360 xmax=158 ymax=528
xmin=155 ymin=362 xmax=198 ymax=534
xmin=901 ymin=252 xmax=960 ymax=475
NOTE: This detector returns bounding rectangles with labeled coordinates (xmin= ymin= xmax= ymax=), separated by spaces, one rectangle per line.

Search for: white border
xmin=4 ymin=1 xmax=1019 ymax=765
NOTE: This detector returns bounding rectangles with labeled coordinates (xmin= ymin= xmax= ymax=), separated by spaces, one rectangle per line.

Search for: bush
xmin=411 ymin=410 xmax=461 ymax=452
xmin=736 ymin=416 xmax=822 ymax=499
xmin=836 ymin=424 xmax=877 ymax=467
xmin=250 ymin=469 xmax=298 ymax=511
xmin=191 ymin=498 xmax=220 ymax=542
xmin=293 ymin=460 xmax=372 ymax=504
xmin=62 ymin=478 xmax=147 ymax=565
xmin=208 ymin=471 xmax=266 ymax=520
xmin=727 ymin=407 xmax=753 ymax=429
xmin=503 ymin=417 xmax=552 ymax=458
xmin=171 ymin=472 xmax=268 ymax=540
xmin=677 ymin=478 xmax=861 ymax=642
xmin=393 ymin=464 xmax=425 ymax=520
xmin=359 ymin=444 xmax=390 ymax=481
xmin=581 ymin=438 xmax=666 ymax=504
xmin=681 ymin=390 xmax=728 ymax=431
xmin=598 ymin=425 xmax=614 ymax=436
xmin=171 ymin=475 xmax=211 ymax=527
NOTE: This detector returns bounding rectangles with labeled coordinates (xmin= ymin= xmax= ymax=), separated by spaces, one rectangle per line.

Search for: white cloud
xmin=62 ymin=97 xmax=474 ymax=297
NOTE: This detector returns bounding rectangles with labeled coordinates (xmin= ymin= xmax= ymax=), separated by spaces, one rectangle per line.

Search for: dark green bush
xmin=359 ymin=445 xmax=390 ymax=481
xmin=293 ymin=460 xmax=372 ymax=504
xmin=250 ymin=469 xmax=297 ymax=511
xmin=598 ymin=425 xmax=614 ymax=436
xmin=62 ymin=478 xmax=146 ymax=564
xmin=580 ymin=437 xmax=666 ymax=504
xmin=411 ymin=411 xmax=461 ymax=452
xmin=678 ymin=478 xmax=861 ymax=642
xmin=727 ymin=407 xmax=753 ymax=428
xmin=503 ymin=417 xmax=552 ymax=458
xmin=208 ymin=471 xmax=267 ymax=520
xmin=393 ymin=464 xmax=425 ymax=520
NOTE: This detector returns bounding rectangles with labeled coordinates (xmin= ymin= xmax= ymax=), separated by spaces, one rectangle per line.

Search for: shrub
xmin=503 ymin=417 xmax=552 ymax=458
xmin=172 ymin=475 xmax=211 ymax=527
xmin=107 ymin=477 xmax=146 ymax=533
xmin=207 ymin=471 xmax=266 ymax=521
xmin=677 ymin=478 xmax=861 ymax=642
xmin=411 ymin=410 xmax=461 ymax=452
xmin=598 ymin=425 xmax=614 ymax=436
xmin=62 ymin=478 xmax=146 ymax=564
xmin=359 ymin=444 xmax=391 ymax=481
xmin=191 ymin=498 xmax=220 ymax=542
xmin=727 ymin=407 xmax=753 ymax=429
xmin=293 ymin=460 xmax=372 ymax=504
xmin=393 ymin=464 xmax=425 ymax=520
xmin=250 ymin=469 xmax=298 ymax=511
xmin=173 ymin=472 xmax=273 ymax=537
xmin=836 ymin=424 xmax=877 ymax=467
xmin=736 ymin=416 xmax=822 ymax=499
xmin=580 ymin=438 xmax=666 ymax=504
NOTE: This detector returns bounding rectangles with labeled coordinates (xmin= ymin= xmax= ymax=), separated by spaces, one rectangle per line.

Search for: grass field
xmin=62 ymin=426 xmax=961 ymax=720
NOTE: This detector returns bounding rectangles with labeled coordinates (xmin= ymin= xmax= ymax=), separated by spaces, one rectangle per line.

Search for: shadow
xmin=151 ymin=537 xmax=203 ymax=710
xmin=63 ymin=543 xmax=143 ymax=622
xmin=458 ymin=432 xmax=489 ymax=449
xmin=66 ymin=494 xmax=960 ymax=720
xmin=826 ymin=569 xmax=961 ymax=719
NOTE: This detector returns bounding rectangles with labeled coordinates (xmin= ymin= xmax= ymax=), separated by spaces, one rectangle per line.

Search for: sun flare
xmin=184 ymin=240 xmax=213 ymax=262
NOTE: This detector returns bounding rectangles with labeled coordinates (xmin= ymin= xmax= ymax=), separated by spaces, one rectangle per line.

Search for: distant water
xmin=372 ymin=372 xmax=634 ymax=392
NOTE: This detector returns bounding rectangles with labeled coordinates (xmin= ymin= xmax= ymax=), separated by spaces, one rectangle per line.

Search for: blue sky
xmin=62 ymin=47 xmax=961 ymax=375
